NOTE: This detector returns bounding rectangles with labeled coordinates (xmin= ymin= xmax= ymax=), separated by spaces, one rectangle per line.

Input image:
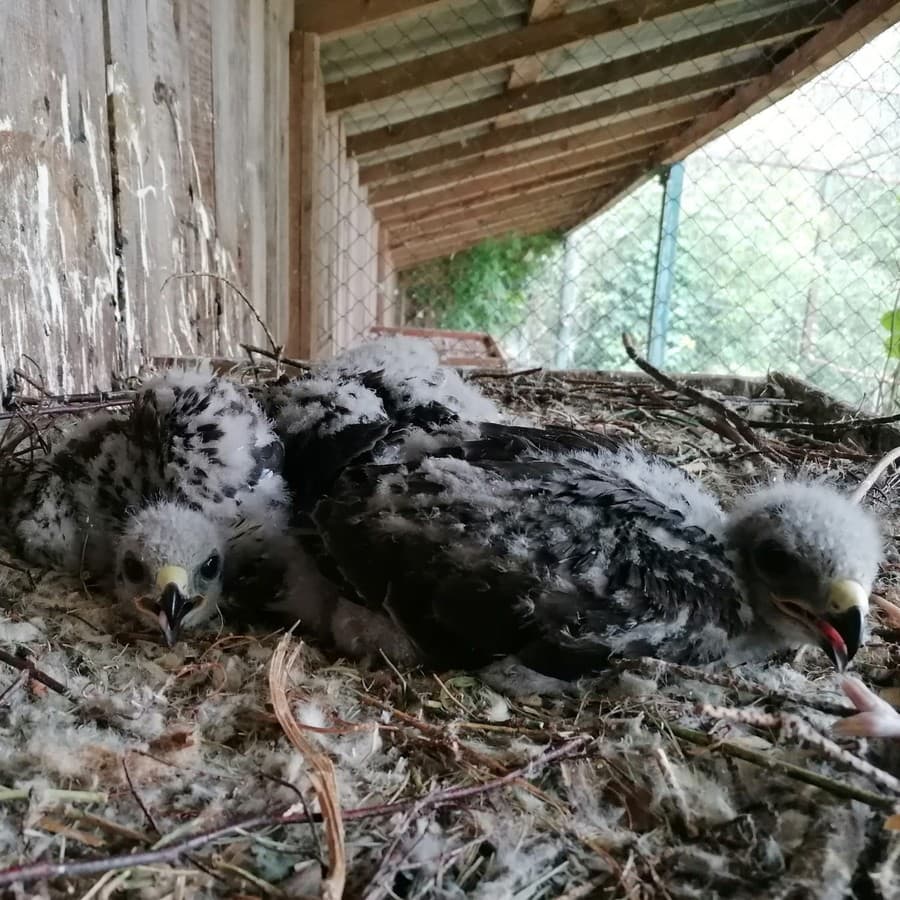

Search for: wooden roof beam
xmin=372 ymin=137 xmax=671 ymax=217
xmin=367 ymin=106 xmax=703 ymax=203
xmin=380 ymin=163 xmax=643 ymax=229
xmin=390 ymin=200 xmax=585 ymax=253
xmin=294 ymin=0 xmax=449 ymax=38
xmin=357 ymin=60 xmax=764 ymax=183
xmin=392 ymin=205 xmax=578 ymax=252
xmin=574 ymin=0 xmax=900 ymax=225
xmin=385 ymin=175 xmax=621 ymax=236
xmin=346 ymin=3 xmax=840 ymax=155
xmin=394 ymin=210 xmax=578 ymax=268
xmin=327 ymin=0 xmax=716 ymax=110
xmin=389 ymin=183 xmax=622 ymax=234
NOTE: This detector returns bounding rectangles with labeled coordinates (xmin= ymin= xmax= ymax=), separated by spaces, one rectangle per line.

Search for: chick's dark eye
xmin=753 ymin=540 xmax=796 ymax=578
xmin=123 ymin=554 xmax=146 ymax=583
xmin=199 ymin=553 xmax=220 ymax=580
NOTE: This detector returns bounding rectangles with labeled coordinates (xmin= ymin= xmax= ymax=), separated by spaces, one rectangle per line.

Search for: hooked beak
xmin=154 ymin=566 xmax=196 ymax=648
xmin=773 ymin=579 xmax=868 ymax=672
xmin=817 ymin=579 xmax=868 ymax=672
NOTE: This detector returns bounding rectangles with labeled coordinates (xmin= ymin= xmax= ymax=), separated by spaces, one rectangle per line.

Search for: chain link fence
xmin=311 ymin=1 xmax=900 ymax=411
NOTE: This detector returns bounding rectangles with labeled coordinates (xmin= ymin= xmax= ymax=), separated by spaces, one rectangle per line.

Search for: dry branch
xmin=621 ymin=333 xmax=774 ymax=456
xmin=0 ymin=734 xmax=591 ymax=888
xmin=665 ymin=722 xmax=896 ymax=812
xmin=700 ymin=703 xmax=900 ymax=795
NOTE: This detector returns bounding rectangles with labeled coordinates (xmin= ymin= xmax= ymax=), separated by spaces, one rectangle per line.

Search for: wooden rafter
xmin=385 ymin=174 xmax=627 ymax=236
xmin=367 ymin=107 xmax=704 ymax=203
xmin=357 ymin=61 xmax=764 ymax=182
xmin=380 ymin=163 xmax=643 ymax=228
xmin=574 ymin=0 xmax=900 ymax=224
xmin=392 ymin=206 xmax=577 ymax=253
xmin=389 ymin=195 xmax=593 ymax=248
xmin=327 ymin=0 xmax=715 ymax=110
xmin=294 ymin=0 xmax=447 ymax=37
xmin=374 ymin=140 xmax=666 ymax=218
xmin=345 ymin=3 xmax=838 ymax=154
xmin=394 ymin=209 xmax=579 ymax=268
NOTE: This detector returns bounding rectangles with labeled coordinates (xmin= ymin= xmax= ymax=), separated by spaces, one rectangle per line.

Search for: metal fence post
xmin=647 ymin=162 xmax=685 ymax=368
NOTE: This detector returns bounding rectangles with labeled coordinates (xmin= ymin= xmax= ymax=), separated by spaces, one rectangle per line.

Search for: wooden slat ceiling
xmin=301 ymin=0 xmax=900 ymax=268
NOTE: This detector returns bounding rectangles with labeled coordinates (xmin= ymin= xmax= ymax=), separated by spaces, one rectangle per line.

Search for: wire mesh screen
xmin=312 ymin=1 xmax=900 ymax=410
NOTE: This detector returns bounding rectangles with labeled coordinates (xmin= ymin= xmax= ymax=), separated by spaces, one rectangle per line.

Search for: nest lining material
xmin=0 ymin=367 xmax=899 ymax=898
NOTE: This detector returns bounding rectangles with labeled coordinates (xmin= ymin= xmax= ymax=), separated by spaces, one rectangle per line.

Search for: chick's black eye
xmin=123 ymin=554 xmax=146 ymax=583
xmin=753 ymin=540 xmax=796 ymax=578
xmin=199 ymin=553 xmax=220 ymax=580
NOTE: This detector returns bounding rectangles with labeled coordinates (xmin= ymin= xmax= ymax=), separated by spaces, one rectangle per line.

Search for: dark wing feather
xmin=314 ymin=443 xmax=742 ymax=679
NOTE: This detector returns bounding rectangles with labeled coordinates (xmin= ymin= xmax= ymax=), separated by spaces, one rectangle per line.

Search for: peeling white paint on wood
xmin=1 ymin=0 xmax=293 ymax=395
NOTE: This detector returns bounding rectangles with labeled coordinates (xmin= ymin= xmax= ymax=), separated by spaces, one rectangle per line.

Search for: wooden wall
xmin=288 ymin=33 xmax=387 ymax=360
xmin=0 ymin=0 xmax=293 ymax=394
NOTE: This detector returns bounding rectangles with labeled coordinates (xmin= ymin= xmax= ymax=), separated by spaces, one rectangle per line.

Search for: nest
xmin=2 ymin=358 xmax=900 ymax=899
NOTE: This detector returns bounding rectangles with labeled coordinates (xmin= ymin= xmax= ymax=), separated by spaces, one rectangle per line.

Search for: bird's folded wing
xmin=313 ymin=442 xmax=734 ymax=676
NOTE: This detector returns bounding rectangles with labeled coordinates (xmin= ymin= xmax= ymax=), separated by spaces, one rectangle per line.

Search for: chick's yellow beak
xmin=154 ymin=565 xmax=195 ymax=648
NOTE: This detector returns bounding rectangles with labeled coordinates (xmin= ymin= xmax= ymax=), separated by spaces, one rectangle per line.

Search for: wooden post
xmin=376 ymin=224 xmax=397 ymax=325
xmin=288 ymin=30 xmax=321 ymax=359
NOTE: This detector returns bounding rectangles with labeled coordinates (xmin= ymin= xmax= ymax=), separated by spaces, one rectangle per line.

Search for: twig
xmin=0 ymin=557 xmax=36 ymax=590
xmin=621 ymin=333 xmax=772 ymax=455
xmin=0 ymin=736 xmax=592 ymax=887
xmin=0 ymin=787 xmax=107 ymax=805
xmin=269 ymin=635 xmax=346 ymax=900
xmin=0 ymin=400 xmax=133 ymax=421
xmin=851 ymin=446 xmax=900 ymax=504
xmin=666 ymin=722 xmax=895 ymax=811
xmin=240 ymin=343 xmax=310 ymax=372
xmin=0 ymin=671 xmax=29 ymax=705
xmin=122 ymin=759 xmax=160 ymax=836
xmin=0 ymin=647 xmax=72 ymax=700
xmin=469 ymin=367 xmax=543 ymax=380
xmin=160 ymin=273 xmax=281 ymax=358
xmin=701 ymin=703 xmax=900 ymax=794
xmin=754 ymin=412 xmax=900 ymax=433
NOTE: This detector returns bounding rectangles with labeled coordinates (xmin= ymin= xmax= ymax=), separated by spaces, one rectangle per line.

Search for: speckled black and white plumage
xmin=259 ymin=336 xmax=503 ymax=517
xmin=310 ymin=422 xmax=883 ymax=688
xmin=11 ymin=368 xmax=288 ymax=640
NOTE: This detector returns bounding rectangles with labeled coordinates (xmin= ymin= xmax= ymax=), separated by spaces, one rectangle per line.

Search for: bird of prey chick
xmin=308 ymin=422 xmax=881 ymax=695
xmin=258 ymin=336 xmax=504 ymax=518
xmin=11 ymin=368 xmax=288 ymax=645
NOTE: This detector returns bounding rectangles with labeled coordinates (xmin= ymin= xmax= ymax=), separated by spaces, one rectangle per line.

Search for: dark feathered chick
xmin=11 ymin=368 xmax=288 ymax=645
xmin=309 ymin=422 xmax=881 ymax=691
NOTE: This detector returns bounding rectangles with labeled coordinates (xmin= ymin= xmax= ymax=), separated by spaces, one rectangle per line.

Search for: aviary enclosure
xmin=2 ymin=1 xmax=900 ymax=897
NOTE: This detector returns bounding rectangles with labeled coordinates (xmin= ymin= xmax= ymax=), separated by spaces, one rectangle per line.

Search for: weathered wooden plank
xmin=346 ymin=4 xmax=835 ymax=154
xmin=327 ymin=0 xmax=715 ymax=110
xmin=367 ymin=109 xmax=700 ymax=201
xmin=381 ymin=164 xmax=640 ymax=231
xmin=355 ymin=60 xmax=763 ymax=174
xmin=265 ymin=0 xmax=295 ymax=345
xmin=0 ymin=1 xmax=118 ymax=393
xmin=394 ymin=208 xmax=577 ymax=268
xmin=295 ymin=0 xmax=448 ymax=37
xmin=287 ymin=31 xmax=322 ymax=358
xmin=374 ymin=139 xmax=663 ymax=220
xmin=107 ymin=0 xmax=215 ymax=365
xmin=211 ymin=1 xmax=271 ymax=353
xmin=389 ymin=192 xmax=595 ymax=245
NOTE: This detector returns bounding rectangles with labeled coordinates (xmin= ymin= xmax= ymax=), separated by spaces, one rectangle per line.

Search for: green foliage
xmin=401 ymin=232 xmax=564 ymax=333
xmin=880 ymin=309 xmax=900 ymax=359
